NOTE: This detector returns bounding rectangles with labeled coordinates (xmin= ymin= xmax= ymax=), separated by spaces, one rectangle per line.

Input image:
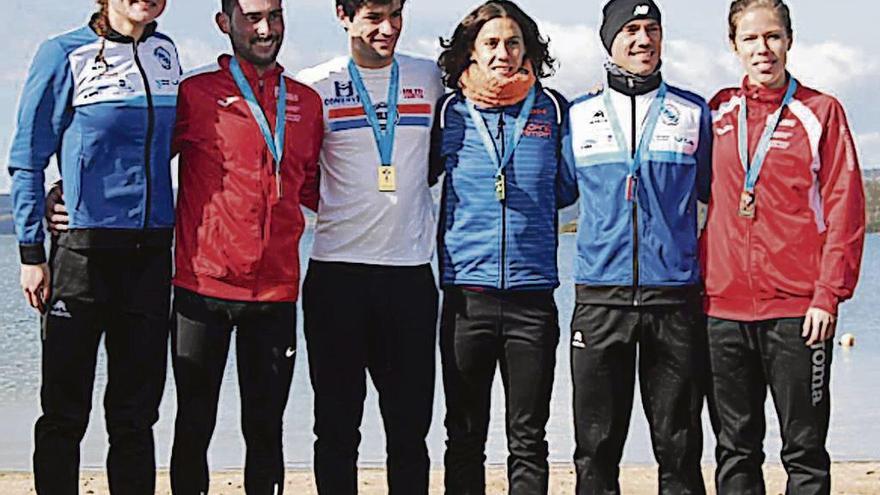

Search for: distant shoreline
xmin=1 ymin=463 xmax=878 ymax=494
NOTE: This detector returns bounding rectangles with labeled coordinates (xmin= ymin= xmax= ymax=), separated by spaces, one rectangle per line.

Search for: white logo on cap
xmin=634 ymin=5 xmax=650 ymax=15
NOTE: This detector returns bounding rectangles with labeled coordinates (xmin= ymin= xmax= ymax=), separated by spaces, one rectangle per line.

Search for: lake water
xmin=0 ymin=232 xmax=878 ymax=471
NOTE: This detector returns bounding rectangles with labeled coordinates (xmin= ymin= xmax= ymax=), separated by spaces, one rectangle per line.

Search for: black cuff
xmin=20 ymin=244 xmax=47 ymax=265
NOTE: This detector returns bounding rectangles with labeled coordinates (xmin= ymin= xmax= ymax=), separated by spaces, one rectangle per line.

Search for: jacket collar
xmin=89 ymin=13 xmax=158 ymax=43
xmin=740 ymin=73 xmax=792 ymax=105
xmin=219 ymin=54 xmax=285 ymax=83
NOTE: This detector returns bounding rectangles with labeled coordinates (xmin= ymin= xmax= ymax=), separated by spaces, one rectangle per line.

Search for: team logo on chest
xmin=154 ymin=46 xmax=173 ymax=70
xmin=660 ymin=104 xmax=680 ymax=126
xmin=335 ymin=81 xmax=354 ymax=98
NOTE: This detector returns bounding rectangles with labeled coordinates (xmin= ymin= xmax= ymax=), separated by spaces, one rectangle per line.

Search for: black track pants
xmin=441 ymin=288 xmax=559 ymax=495
xmin=303 ymin=261 xmax=438 ymax=495
xmin=571 ymin=303 xmax=706 ymax=495
xmin=34 ymin=244 xmax=171 ymax=495
xmin=170 ymin=287 xmax=297 ymax=495
xmin=707 ymin=317 xmax=833 ymax=495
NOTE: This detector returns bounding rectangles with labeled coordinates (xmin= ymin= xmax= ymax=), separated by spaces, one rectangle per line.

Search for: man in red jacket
xmin=45 ymin=0 xmax=322 ymax=493
xmin=169 ymin=1 xmax=322 ymax=493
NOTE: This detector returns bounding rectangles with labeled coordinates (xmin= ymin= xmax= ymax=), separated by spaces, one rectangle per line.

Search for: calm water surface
xmin=0 ymin=232 xmax=878 ymax=470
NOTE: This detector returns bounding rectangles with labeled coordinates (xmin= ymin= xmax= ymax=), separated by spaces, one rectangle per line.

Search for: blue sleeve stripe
xmin=77 ymin=94 xmax=178 ymax=108
xmin=330 ymin=116 xmax=430 ymax=132
xmin=576 ymin=152 xmax=628 ymax=167
xmin=647 ymin=151 xmax=697 ymax=165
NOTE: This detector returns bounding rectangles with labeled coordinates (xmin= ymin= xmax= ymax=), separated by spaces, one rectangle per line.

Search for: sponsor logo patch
xmin=154 ymin=46 xmax=173 ymax=71
xmin=716 ymin=124 xmax=734 ymax=136
xmin=634 ymin=5 xmax=650 ymax=16
xmin=334 ymin=81 xmax=354 ymax=98
xmin=50 ymin=300 xmax=72 ymax=319
xmin=523 ymin=121 xmax=552 ymax=139
xmin=810 ymin=343 xmax=827 ymax=406
xmin=660 ymin=104 xmax=680 ymax=126
xmin=402 ymin=88 xmax=425 ymax=99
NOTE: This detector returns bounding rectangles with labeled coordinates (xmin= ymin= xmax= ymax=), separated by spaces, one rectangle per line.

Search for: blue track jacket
xmin=8 ymin=22 xmax=180 ymax=263
xmin=432 ymin=86 xmax=578 ymax=290
xmin=563 ymin=83 xmax=712 ymax=291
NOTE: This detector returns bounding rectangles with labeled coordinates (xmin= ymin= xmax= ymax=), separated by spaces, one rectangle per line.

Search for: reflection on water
xmin=0 ymin=233 xmax=878 ymax=470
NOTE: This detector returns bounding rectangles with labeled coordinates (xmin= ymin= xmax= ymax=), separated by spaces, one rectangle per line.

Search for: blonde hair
xmin=728 ymin=0 xmax=793 ymax=42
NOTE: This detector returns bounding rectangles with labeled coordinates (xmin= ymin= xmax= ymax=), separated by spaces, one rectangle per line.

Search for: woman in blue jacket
xmin=8 ymin=0 xmax=180 ymax=492
xmin=431 ymin=1 xmax=577 ymax=493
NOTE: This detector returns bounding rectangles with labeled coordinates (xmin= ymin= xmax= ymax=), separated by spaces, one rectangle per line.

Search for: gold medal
xmin=738 ymin=190 xmax=756 ymax=219
xmin=495 ymin=173 xmax=506 ymax=201
xmin=378 ymin=165 xmax=396 ymax=192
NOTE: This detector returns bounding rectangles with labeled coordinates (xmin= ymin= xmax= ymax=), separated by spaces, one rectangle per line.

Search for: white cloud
xmin=789 ymin=41 xmax=879 ymax=95
xmin=175 ymin=37 xmax=222 ymax=72
xmin=856 ymin=132 xmax=880 ymax=169
xmin=540 ymin=21 xmax=605 ymax=98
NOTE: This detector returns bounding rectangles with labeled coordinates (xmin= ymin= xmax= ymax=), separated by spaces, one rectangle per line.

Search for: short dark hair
xmin=438 ymin=0 xmax=555 ymax=90
xmin=221 ymin=0 xmax=236 ymax=15
xmin=336 ymin=0 xmax=407 ymax=21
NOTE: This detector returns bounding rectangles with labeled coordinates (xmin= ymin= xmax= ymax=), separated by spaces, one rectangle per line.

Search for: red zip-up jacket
xmin=172 ymin=55 xmax=322 ymax=302
xmin=702 ymin=77 xmax=865 ymax=321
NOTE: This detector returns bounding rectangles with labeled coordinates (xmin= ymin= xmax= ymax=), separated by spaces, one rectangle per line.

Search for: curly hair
xmin=438 ymin=0 xmax=555 ymax=90
xmin=728 ymin=0 xmax=793 ymax=42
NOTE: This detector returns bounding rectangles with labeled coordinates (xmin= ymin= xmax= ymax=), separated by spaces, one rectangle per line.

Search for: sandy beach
xmin=1 ymin=463 xmax=878 ymax=494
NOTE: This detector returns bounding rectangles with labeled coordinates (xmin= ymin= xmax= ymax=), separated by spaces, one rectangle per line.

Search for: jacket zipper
xmin=497 ymin=112 xmax=507 ymax=289
xmin=133 ymin=41 xmax=155 ymax=231
xmin=630 ymin=90 xmax=640 ymax=306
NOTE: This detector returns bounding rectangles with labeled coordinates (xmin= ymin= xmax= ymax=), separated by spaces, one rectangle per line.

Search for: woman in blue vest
xmin=8 ymin=0 xmax=179 ymax=492
xmin=431 ymin=1 xmax=577 ymax=493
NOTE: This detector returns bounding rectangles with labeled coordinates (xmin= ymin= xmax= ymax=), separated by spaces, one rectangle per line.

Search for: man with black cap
xmin=562 ymin=1 xmax=712 ymax=493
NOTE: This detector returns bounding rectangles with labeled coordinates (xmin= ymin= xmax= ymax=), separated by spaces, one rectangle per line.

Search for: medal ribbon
xmin=229 ymin=58 xmax=286 ymax=179
xmin=739 ymin=77 xmax=798 ymax=193
xmin=466 ymin=85 xmax=537 ymax=178
xmin=603 ymin=82 xmax=668 ymax=180
xmin=348 ymin=58 xmax=399 ymax=167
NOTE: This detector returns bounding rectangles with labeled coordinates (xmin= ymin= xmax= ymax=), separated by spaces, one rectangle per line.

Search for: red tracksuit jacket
xmin=702 ymin=77 xmax=865 ymax=321
xmin=172 ymin=55 xmax=323 ymax=302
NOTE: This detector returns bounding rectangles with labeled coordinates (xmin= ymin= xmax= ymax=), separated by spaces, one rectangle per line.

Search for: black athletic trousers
xmin=170 ymin=287 xmax=297 ymax=495
xmin=441 ymin=287 xmax=559 ymax=495
xmin=707 ymin=317 xmax=833 ymax=495
xmin=571 ymin=302 xmax=706 ymax=495
xmin=303 ymin=260 xmax=438 ymax=495
xmin=34 ymin=243 xmax=171 ymax=495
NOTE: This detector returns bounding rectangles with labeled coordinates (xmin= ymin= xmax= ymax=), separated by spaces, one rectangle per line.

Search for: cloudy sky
xmin=2 ymin=0 xmax=878 ymax=191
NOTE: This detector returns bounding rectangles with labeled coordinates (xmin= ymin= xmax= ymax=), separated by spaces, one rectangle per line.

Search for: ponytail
xmin=92 ymin=0 xmax=110 ymax=70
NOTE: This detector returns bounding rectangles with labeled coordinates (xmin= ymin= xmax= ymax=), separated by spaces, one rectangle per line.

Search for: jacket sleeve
xmin=810 ymin=99 xmax=866 ymax=315
xmin=8 ymin=39 xmax=74 ymax=264
xmin=171 ymin=79 xmax=193 ymax=158
xmin=559 ymin=103 xmax=580 ymax=210
xmin=555 ymin=94 xmax=579 ymax=209
xmin=695 ymin=99 xmax=713 ymax=204
xmin=428 ymin=94 xmax=447 ymax=187
xmin=299 ymin=97 xmax=323 ymax=212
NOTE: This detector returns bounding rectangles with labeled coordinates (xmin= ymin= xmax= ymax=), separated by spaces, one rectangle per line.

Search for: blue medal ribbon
xmin=347 ymin=59 xmax=399 ymax=167
xmin=739 ymin=77 xmax=798 ymax=193
xmin=603 ymin=82 xmax=668 ymax=185
xmin=466 ymin=85 xmax=537 ymax=180
xmin=229 ymin=58 xmax=287 ymax=180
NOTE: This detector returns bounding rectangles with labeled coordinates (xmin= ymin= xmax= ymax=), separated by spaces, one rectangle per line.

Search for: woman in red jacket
xmin=702 ymin=1 xmax=866 ymax=493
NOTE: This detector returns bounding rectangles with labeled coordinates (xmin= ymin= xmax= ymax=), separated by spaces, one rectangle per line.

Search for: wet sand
xmin=1 ymin=463 xmax=878 ymax=494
